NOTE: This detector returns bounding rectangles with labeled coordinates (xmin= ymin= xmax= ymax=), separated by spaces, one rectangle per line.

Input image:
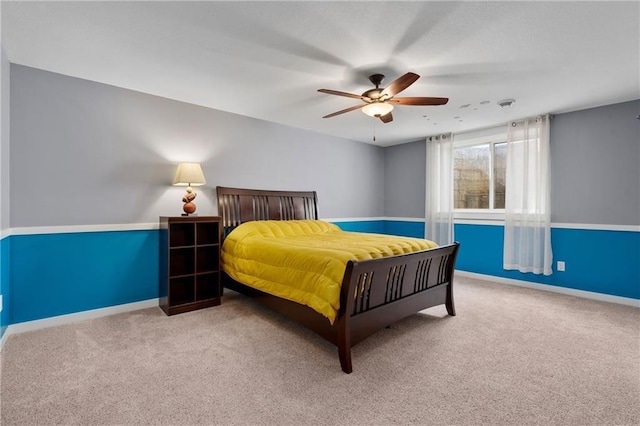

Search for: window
xmin=454 ymin=141 xmax=506 ymax=210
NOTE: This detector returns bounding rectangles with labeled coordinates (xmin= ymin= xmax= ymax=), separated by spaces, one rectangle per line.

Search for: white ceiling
xmin=2 ymin=1 xmax=639 ymax=147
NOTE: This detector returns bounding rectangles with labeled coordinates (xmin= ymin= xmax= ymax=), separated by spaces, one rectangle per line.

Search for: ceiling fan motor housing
xmin=368 ymin=74 xmax=385 ymax=87
xmin=362 ymin=74 xmax=386 ymax=100
xmin=361 ymin=88 xmax=383 ymax=101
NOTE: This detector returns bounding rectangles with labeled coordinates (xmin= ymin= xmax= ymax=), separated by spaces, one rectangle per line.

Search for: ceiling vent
xmin=498 ymin=99 xmax=516 ymax=108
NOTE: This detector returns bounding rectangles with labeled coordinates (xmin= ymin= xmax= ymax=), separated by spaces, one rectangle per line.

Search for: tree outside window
xmin=454 ymin=142 xmax=506 ymax=210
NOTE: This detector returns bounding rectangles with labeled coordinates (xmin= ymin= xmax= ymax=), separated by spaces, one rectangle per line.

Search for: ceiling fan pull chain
xmin=373 ymin=120 xmax=376 ymax=142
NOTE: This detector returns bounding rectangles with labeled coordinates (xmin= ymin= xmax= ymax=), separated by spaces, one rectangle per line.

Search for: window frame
xmin=453 ymin=132 xmax=507 ymax=222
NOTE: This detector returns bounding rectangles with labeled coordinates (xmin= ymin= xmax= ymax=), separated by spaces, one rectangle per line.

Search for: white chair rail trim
xmin=1 ymin=220 xmax=638 ymax=238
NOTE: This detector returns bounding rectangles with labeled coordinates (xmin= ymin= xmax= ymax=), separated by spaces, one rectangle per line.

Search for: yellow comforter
xmin=221 ymin=220 xmax=437 ymax=324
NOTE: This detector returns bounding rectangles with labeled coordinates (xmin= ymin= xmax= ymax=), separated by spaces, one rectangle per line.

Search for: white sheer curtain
xmin=503 ymin=115 xmax=552 ymax=275
xmin=425 ymin=133 xmax=454 ymax=245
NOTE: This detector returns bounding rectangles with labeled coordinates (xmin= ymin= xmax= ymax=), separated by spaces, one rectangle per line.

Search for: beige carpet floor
xmin=1 ymin=276 xmax=639 ymax=425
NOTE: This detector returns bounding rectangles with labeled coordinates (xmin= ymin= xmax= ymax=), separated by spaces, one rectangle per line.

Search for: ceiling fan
xmin=318 ymin=72 xmax=448 ymax=123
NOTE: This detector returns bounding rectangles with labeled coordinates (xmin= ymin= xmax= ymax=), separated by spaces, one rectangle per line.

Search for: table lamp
xmin=173 ymin=162 xmax=206 ymax=215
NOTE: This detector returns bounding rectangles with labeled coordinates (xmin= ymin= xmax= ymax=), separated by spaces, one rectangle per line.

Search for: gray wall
xmin=383 ymin=139 xmax=425 ymax=218
xmin=10 ymin=64 xmax=638 ymax=228
xmin=384 ymin=100 xmax=640 ymax=226
xmin=10 ymin=65 xmax=384 ymax=227
xmin=550 ymin=100 xmax=639 ymax=226
xmin=1 ymin=46 xmax=9 ymax=231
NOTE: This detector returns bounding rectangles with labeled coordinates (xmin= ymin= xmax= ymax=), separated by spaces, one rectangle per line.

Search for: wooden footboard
xmin=335 ymin=242 xmax=459 ymax=373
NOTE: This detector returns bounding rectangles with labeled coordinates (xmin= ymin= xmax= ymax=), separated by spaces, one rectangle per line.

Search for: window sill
xmin=454 ymin=210 xmax=505 ymax=223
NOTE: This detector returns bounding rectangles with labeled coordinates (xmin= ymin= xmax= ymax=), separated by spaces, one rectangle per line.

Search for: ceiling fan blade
xmin=318 ymin=89 xmax=363 ymax=100
xmin=380 ymin=72 xmax=420 ymax=98
xmin=322 ymin=103 xmax=365 ymax=118
xmin=390 ymin=97 xmax=449 ymax=106
xmin=379 ymin=112 xmax=393 ymax=123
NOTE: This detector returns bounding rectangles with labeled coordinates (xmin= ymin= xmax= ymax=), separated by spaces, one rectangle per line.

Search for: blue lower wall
xmin=3 ymin=220 xmax=638 ymax=326
xmin=332 ymin=220 xmax=385 ymax=233
xmin=333 ymin=220 xmax=424 ymax=238
xmin=1 ymin=236 xmax=10 ymax=338
xmin=377 ymin=221 xmax=639 ymax=300
xmin=454 ymin=224 xmax=639 ymax=299
xmin=383 ymin=220 xmax=426 ymax=238
xmin=10 ymin=230 xmax=158 ymax=324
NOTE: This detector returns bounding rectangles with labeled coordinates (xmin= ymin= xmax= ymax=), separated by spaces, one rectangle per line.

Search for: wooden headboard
xmin=216 ymin=186 xmax=319 ymax=238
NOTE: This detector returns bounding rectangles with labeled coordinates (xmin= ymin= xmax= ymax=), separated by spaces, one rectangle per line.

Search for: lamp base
xmin=182 ymin=201 xmax=197 ymax=215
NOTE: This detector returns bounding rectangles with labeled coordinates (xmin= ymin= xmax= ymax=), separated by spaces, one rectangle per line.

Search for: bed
xmin=216 ymin=186 xmax=460 ymax=373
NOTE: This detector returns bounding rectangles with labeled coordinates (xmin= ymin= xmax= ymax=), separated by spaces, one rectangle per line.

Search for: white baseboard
xmin=455 ymin=270 xmax=640 ymax=308
xmin=0 ymin=326 xmax=8 ymax=349
xmin=0 ymin=298 xmax=160 ymax=351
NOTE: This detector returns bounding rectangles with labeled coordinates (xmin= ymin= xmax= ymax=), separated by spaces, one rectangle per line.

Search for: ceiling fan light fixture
xmin=362 ymin=102 xmax=394 ymax=117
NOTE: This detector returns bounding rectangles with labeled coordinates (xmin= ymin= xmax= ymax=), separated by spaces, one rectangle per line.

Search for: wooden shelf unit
xmin=159 ymin=216 xmax=222 ymax=315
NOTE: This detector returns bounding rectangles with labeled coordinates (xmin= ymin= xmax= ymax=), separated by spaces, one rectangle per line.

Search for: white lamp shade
xmin=362 ymin=102 xmax=394 ymax=117
xmin=173 ymin=162 xmax=206 ymax=186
